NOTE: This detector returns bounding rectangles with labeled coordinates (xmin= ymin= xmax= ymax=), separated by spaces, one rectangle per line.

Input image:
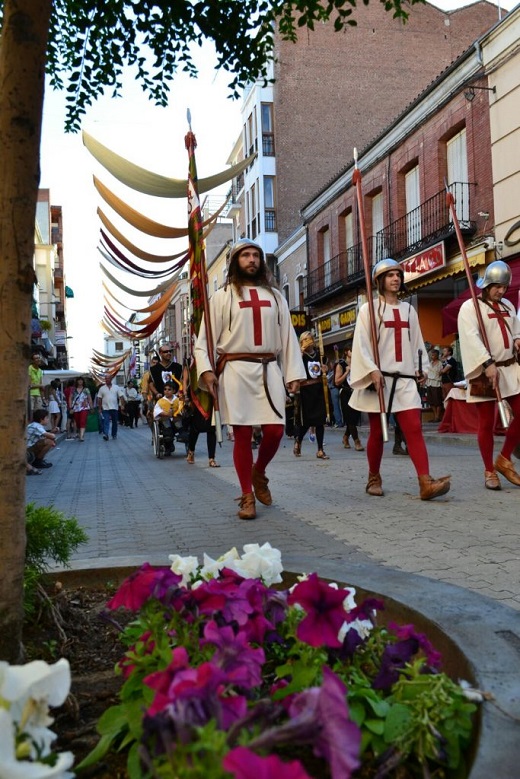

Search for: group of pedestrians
xmin=27 ymin=242 xmax=520 ymax=511
xmin=194 ymin=243 xmax=520 ymax=521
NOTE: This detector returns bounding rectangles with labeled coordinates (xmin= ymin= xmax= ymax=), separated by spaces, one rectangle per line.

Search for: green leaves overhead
xmin=44 ymin=0 xmax=424 ymax=132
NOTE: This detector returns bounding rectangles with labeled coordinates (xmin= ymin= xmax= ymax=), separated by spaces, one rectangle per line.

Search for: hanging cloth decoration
xmin=83 ymin=130 xmax=255 ymax=198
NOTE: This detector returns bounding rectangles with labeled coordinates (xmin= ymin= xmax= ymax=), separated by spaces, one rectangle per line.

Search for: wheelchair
xmin=152 ymin=416 xmax=190 ymax=459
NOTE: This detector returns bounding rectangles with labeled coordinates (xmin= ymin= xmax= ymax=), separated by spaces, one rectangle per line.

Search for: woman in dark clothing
xmin=334 ymin=349 xmax=364 ymax=451
xmin=293 ymin=331 xmax=329 ymax=459
xmin=185 ymin=405 xmax=219 ymax=467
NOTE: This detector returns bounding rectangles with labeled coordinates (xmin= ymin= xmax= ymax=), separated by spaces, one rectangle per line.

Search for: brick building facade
xmin=274 ymin=1 xmax=500 ymax=243
xmin=300 ymin=41 xmax=498 ymax=353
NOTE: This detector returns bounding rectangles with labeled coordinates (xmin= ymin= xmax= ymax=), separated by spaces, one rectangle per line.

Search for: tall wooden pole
xmin=352 ymin=149 xmax=388 ymax=441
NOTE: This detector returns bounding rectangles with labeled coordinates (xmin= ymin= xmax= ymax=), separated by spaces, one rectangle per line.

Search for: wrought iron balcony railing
xmin=305 ymin=183 xmax=476 ymax=305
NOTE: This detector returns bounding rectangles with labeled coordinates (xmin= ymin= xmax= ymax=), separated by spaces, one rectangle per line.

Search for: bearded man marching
xmin=195 ymin=239 xmax=305 ymax=520
xmin=349 ymin=259 xmax=451 ymax=501
xmin=458 ymin=260 xmax=520 ymax=490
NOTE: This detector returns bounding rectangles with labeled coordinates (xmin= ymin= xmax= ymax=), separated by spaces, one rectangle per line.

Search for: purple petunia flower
xmin=106 ymin=563 xmax=182 ymax=611
xmin=290 ymin=666 xmax=361 ymax=779
xmin=288 ymin=573 xmax=350 ymax=648
xmin=202 ymin=620 xmax=265 ymax=689
xmin=372 ymin=638 xmax=420 ymax=689
xmin=388 ymin=622 xmax=442 ymax=668
xmin=223 ymin=746 xmax=313 ymax=779
xmin=248 ymin=667 xmax=361 ymax=779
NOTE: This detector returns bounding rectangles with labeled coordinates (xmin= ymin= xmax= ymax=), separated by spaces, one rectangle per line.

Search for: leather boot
xmin=494 ymin=453 xmax=520 ymax=486
xmin=342 ymin=433 xmax=351 ymax=449
xmin=366 ymin=473 xmax=384 ymax=496
xmin=252 ymin=465 xmax=272 ymax=505
xmin=418 ymin=474 xmax=451 ymax=500
xmin=237 ymin=493 xmax=256 ymax=520
xmin=354 ymin=439 xmax=365 ymax=451
xmin=484 ymin=470 xmax=501 ymax=490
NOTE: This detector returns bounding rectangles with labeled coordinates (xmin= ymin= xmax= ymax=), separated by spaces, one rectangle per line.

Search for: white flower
xmin=228 ymin=543 xmax=283 ymax=586
xmin=200 ymin=548 xmax=240 ymax=580
xmin=168 ymin=554 xmax=199 ymax=585
xmin=338 ymin=618 xmax=373 ymax=644
xmin=0 ymin=660 xmax=74 ymax=778
xmin=459 ymin=679 xmax=485 ymax=702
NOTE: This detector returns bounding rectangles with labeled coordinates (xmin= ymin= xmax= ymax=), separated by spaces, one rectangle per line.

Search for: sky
xmin=39 ymin=0 xmax=514 ymax=372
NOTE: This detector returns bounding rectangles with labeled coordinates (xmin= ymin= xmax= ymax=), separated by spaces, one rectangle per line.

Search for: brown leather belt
xmin=299 ymin=377 xmax=322 ymax=387
xmin=496 ymin=356 xmax=517 ymax=368
xmin=215 ymin=352 xmax=283 ymax=419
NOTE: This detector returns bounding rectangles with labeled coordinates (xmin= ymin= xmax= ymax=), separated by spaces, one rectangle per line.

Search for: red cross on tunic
xmin=238 ymin=288 xmax=271 ymax=345
xmin=488 ymin=303 xmax=511 ymax=348
xmin=384 ymin=309 xmax=410 ymax=362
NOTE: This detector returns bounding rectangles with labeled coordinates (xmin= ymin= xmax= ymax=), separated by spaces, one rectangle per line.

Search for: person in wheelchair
xmin=153 ymin=380 xmax=184 ymax=456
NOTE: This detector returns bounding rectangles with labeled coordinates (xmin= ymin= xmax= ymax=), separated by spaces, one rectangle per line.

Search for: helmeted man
xmin=349 ymin=258 xmax=451 ymax=500
xmin=458 ymin=260 xmax=520 ymax=490
xmin=195 ymin=239 xmax=306 ymax=519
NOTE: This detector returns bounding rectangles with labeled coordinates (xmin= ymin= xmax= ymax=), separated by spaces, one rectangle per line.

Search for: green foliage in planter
xmin=24 ymin=503 xmax=88 ymax=615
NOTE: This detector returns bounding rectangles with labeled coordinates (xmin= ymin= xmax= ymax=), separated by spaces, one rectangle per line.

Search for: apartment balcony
xmin=305 ymin=183 xmax=476 ymax=306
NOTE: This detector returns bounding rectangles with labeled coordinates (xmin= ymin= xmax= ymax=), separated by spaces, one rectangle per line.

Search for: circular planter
xmin=54 ymin=557 xmax=520 ymax=778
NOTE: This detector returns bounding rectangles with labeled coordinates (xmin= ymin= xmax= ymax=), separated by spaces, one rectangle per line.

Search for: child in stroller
xmin=153 ymin=380 xmax=185 ymax=456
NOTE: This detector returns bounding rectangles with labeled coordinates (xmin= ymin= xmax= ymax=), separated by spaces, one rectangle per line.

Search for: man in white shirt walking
xmin=97 ymin=375 xmax=125 ymax=440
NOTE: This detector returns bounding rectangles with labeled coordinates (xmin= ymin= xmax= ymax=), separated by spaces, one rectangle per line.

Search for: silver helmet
xmin=372 ymin=258 xmax=405 ymax=291
xmin=476 ymin=260 xmax=511 ymax=289
xmin=228 ymin=239 xmax=265 ymax=265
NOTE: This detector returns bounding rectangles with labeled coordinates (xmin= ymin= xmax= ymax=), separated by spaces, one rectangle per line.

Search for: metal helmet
xmin=372 ymin=258 xmax=405 ymax=288
xmin=476 ymin=260 xmax=511 ymax=289
xmin=228 ymin=239 xmax=265 ymax=265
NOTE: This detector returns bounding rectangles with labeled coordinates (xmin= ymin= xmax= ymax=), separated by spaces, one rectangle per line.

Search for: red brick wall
xmin=274 ymin=1 xmax=499 ymax=242
xmin=306 ymin=85 xmax=494 ymax=274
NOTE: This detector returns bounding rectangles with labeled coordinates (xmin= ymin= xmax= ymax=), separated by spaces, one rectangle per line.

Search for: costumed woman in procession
xmin=293 ymin=331 xmax=330 ymax=459
xmin=195 ymin=239 xmax=306 ymax=520
xmin=349 ymin=258 xmax=451 ymax=500
xmin=457 ymin=260 xmax=520 ymax=490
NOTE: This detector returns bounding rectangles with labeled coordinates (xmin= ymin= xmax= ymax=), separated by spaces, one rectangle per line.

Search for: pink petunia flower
xmin=223 ymin=746 xmax=312 ymax=779
xmin=288 ymin=573 xmax=350 ymax=648
xmin=106 ymin=564 xmax=182 ymax=611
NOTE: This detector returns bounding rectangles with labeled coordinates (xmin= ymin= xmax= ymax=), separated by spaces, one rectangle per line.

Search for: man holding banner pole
xmin=457 ymin=260 xmax=520 ymax=490
xmin=195 ymin=239 xmax=305 ymax=520
xmin=349 ymin=259 xmax=451 ymax=501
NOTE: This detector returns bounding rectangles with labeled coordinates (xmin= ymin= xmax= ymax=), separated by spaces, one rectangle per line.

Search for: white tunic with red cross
xmin=458 ymin=296 xmax=520 ymax=403
xmin=349 ymin=298 xmax=428 ymax=413
xmin=195 ymin=284 xmax=306 ymax=425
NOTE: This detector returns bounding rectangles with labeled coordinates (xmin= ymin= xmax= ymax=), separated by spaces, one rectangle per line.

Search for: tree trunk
xmin=0 ymin=0 xmax=52 ymax=662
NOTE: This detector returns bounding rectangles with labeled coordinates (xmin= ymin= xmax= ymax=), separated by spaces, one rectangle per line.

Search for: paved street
xmin=26 ymin=421 xmax=520 ymax=611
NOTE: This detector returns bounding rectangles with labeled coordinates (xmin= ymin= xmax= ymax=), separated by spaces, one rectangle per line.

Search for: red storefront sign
xmin=400 ymin=242 xmax=445 ymax=282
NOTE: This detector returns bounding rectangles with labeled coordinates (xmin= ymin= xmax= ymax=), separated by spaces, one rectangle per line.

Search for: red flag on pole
xmin=185 ymin=122 xmax=213 ymax=420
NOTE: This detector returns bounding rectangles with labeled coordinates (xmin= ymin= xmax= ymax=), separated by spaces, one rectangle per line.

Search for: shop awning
xmin=441 ymin=257 xmax=520 ymax=336
xmin=65 ymin=286 xmax=74 ymax=298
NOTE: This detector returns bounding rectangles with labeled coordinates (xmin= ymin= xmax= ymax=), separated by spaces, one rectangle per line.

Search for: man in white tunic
xmin=350 ymin=259 xmax=451 ymax=500
xmin=458 ymin=260 xmax=520 ymax=490
xmin=195 ymin=240 xmax=305 ymax=519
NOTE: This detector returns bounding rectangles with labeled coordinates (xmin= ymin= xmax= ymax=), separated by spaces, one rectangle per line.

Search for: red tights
xmin=367 ymin=409 xmax=429 ymax=476
xmin=476 ymin=395 xmax=520 ymax=470
xmin=232 ymin=424 xmax=284 ymax=494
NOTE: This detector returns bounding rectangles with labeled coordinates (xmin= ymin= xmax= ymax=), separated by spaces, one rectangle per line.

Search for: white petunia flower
xmin=0 ymin=661 xmax=74 ymax=779
xmin=200 ymin=548 xmax=240 ymax=580
xmin=168 ymin=554 xmax=199 ymax=585
xmin=338 ymin=618 xmax=373 ymax=644
xmin=459 ymin=679 xmax=485 ymax=702
xmin=230 ymin=543 xmax=283 ymax=586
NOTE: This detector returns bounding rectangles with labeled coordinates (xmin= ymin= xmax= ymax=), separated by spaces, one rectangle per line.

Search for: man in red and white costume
xmin=458 ymin=260 xmax=520 ymax=490
xmin=195 ymin=239 xmax=305 ymax=519
xmin=349 ymin=258 xmax=451 ymax=501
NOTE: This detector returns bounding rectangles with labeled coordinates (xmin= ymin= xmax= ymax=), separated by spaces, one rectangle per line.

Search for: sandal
xmin=186 ymin=450 xmax=195 ymax=464
xmin=293 ymin=440 xmax=301 ymax=457
xmin=208 ymin=459 xmax=220 ymax=468
xmin=316 ymin=450 xmax=330 ymax=460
